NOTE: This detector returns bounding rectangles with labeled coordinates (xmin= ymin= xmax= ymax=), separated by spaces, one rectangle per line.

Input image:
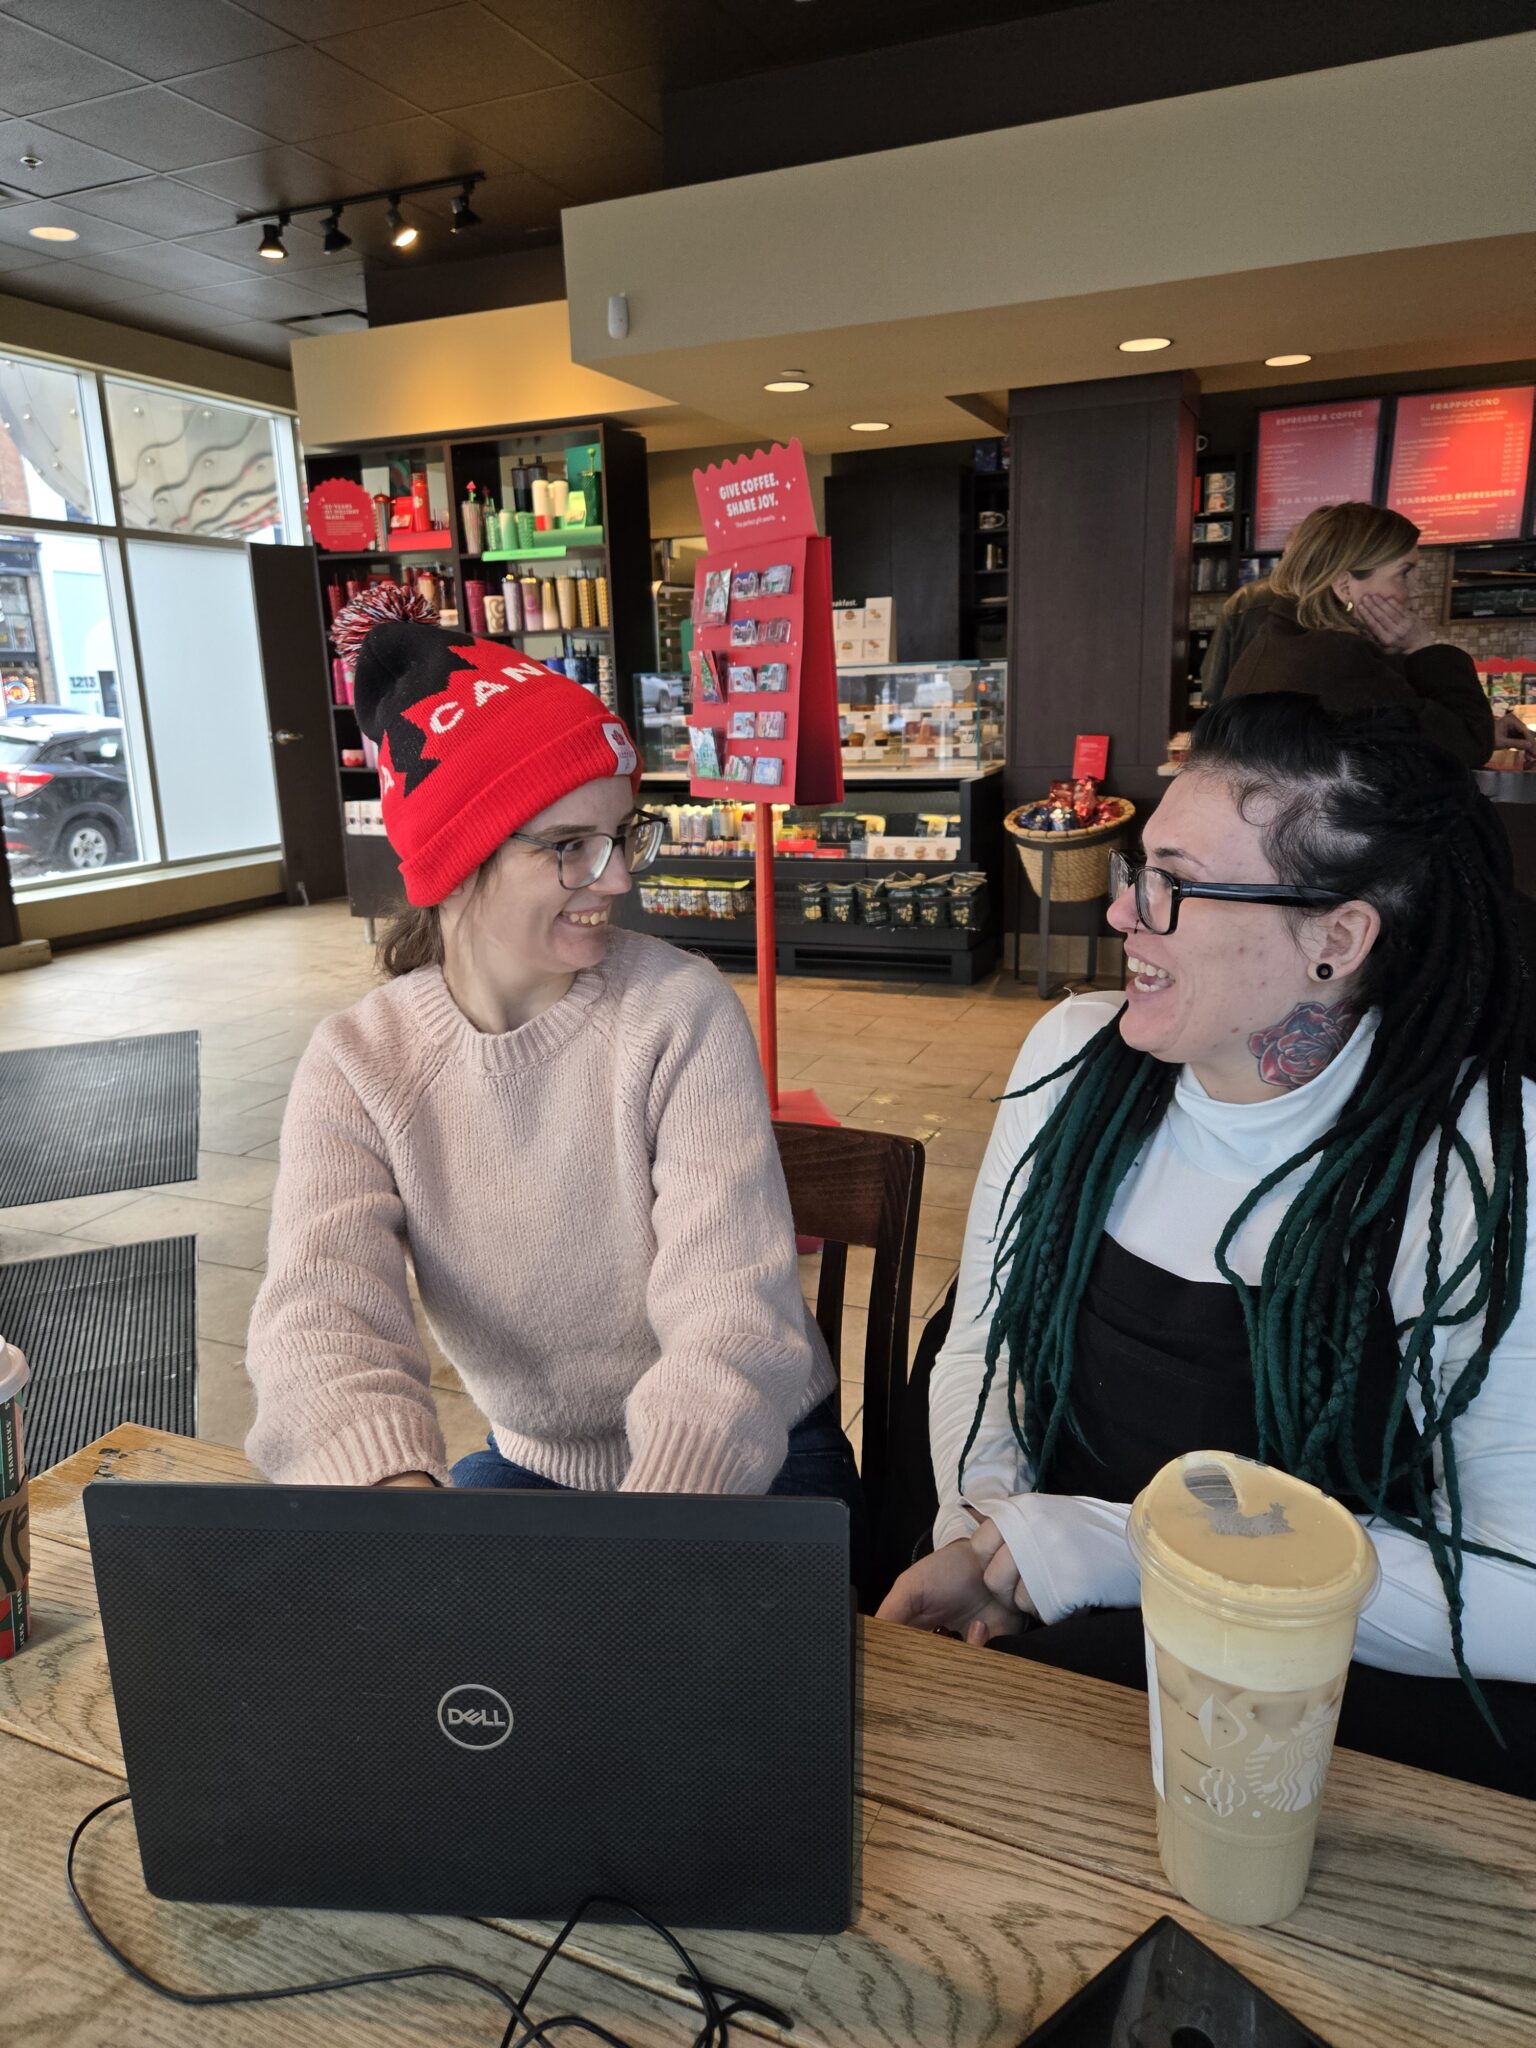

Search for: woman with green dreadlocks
xmin=878 ymin=694 xmax=1535 ymax=1794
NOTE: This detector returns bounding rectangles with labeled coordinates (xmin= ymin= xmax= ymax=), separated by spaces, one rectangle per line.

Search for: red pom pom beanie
xmin=349 ymin=620 xmax=641 ymax=907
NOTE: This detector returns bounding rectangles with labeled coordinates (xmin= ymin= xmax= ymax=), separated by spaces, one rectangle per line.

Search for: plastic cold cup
xmin=0 ymin=1339 xmax=30 ymax=1660
xmin=1127 ymin=1450 xmax=1379 ymax=1926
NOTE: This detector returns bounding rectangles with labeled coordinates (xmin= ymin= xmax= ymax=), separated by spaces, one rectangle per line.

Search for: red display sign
xmin=1254 ymin=401 xmax=1382 ymax=552
xmin=687 ymin=441 xmax=841 ymax=806
xmin=1387 ymin=385 xmax=1534 ymax=545
xmin=305 ymin=477 xmax=376 ymax=552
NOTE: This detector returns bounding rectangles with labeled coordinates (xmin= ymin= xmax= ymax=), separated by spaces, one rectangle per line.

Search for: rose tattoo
xmin=1248 ymin=1001 xmax=1356 ymax=1091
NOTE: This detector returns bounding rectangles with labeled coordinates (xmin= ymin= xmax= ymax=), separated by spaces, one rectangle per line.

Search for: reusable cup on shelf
xmin=0 ymin=1338 xmax=31 ymax=1660
xmin=550 ymin=478 xmax=570 ymax=524
xmin=514 ymin=510 xmax=536 ymax=549
xmin=1127 ymin=1450 xmax=1379 ymax=1927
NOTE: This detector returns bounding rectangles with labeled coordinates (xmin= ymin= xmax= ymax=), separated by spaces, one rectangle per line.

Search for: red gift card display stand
xmin=690 ymin=442 xmax=843 ymax=1116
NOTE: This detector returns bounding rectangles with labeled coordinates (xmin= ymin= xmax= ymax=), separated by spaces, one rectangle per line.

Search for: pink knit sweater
xmin=245 ymin=928 xmax=834 ymax=1492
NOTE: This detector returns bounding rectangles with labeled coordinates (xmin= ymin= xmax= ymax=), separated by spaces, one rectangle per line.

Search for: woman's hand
xmin=1493 ymin=711 xmax=1536 ymax=760
xmin=876 ymin=1517 xmax=1038 ymax=1645
xmin=1353 ymin=588 xmax=1434 ymax=657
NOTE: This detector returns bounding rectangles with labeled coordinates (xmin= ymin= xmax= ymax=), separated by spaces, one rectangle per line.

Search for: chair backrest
xmin=772 ymin=1120 xmax=925 ymax=1596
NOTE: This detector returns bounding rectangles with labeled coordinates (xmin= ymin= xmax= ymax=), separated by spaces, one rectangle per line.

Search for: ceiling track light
xmin=235 ymin=171 xmax=485 ymax=259
xmin=450 ymin=180 xmax=482 ymax=233
xmin=385 ymin=194 xmax=417 ymax=249
xmin=258 ymin=212 xmax=289 ymax=261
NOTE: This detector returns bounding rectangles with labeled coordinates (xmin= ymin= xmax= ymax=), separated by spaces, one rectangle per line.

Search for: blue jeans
xmin=450 ymin=1394 xmax=868 ymax=1587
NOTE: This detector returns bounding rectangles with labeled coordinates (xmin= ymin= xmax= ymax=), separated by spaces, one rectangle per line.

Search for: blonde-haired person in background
xmin=1223 ymin=502 xmax=1492 ymax=768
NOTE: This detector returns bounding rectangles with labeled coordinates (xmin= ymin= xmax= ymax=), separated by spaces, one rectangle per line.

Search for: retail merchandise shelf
xmin=627 ymin=910 xmax=994 ymax=984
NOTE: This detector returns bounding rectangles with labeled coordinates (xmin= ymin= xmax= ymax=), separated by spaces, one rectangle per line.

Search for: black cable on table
xmin=68 ymin=1791 xmax=790 ymax=2047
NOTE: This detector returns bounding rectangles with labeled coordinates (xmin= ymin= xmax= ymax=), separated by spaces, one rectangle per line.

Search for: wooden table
xmin=6 ymin=1426 xmax=1533 ymax=2048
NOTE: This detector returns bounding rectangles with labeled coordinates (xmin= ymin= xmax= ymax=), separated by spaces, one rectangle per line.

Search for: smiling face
xmin=442 ymin=775 xmax=636 ymax=999
xmin=1106 ymin=769 xmax=1377 ymax=1100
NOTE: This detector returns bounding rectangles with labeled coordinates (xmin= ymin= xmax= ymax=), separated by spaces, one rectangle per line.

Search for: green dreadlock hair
xmin=963 ymin=694 xmax=1532 ymax=1727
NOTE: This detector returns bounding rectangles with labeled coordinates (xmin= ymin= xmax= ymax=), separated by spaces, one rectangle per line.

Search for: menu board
xmin=1386 ymin=385 xmax=1534 ymax=545
xmin=1254 ymin=401 xmax=1382 ymax=552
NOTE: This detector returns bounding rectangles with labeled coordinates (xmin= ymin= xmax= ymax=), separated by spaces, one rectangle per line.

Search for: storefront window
xmin=0 ymin=359 xmax=97 ymax=524
xmin=104 ymin=381 xmax=290 ymax=543
xmin=0 ymin=529 xmax=147 ymax=884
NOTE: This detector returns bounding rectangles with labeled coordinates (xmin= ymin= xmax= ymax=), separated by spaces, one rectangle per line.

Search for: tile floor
xmin=0 ymin=902 xmax=1059 ymax=1469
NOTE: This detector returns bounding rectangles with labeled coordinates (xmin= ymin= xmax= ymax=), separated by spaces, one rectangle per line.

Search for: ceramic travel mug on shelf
xmin=0 ymin=1339 xmax=30 ymax=1659
xmin=550 ymin=478 xmax=570 ymax=524
xmin=502 ymin=578 xmax=522 ymax=631
xmin=484 ymin=593 xmax=506 ymax=633
xmin=1127 ymin=1450 xmax=1379 ymax=1927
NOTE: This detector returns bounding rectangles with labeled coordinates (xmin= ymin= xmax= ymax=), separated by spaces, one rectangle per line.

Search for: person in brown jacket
xmin=1222 ymin=502 xmax=1493 ymax=769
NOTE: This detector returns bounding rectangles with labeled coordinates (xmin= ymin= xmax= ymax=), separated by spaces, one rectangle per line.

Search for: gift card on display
xmin=751 ymin=755 xmax=784 ymax=786
xmin=723 ymin=753 xmax=752 ymax=782
xmin=728 ymin=710 xmax=757 ymax=739
xmin=761 ymin=563 xmax=793 ymax=595
xmin=701 ymin=568 xmax=731 ymax=624
xmin=727 ymin=664 xmax=758 ymax=693
xmin=756 ymin=711 xmax=786 ymax=739
xmin=688 ymin=726 xmax=723 ymax=779
xmin=763 ymin=617 xmax=792 ymax=644
xmin=758 ymin=663 xmax=789 ymax=691
xmin=731 ymin=569 xmax=760 ymax=600
xmin=730 ymin=619 xmax=758 ymax=647
xmin=695 ymin=650 xmax=724 ymax=703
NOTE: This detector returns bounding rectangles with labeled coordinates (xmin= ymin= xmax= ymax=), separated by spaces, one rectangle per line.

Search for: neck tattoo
xmin=1248 ymin=999 xmax=1358 ymax=1092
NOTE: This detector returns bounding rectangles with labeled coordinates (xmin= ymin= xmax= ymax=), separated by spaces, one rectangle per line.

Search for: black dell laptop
xmin=84 ymin=1482 xmax=854 ymax=1933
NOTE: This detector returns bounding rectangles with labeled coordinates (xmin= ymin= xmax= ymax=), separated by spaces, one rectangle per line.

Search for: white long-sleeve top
xmin=929 ymin=995 xmax=1536 ymax=1681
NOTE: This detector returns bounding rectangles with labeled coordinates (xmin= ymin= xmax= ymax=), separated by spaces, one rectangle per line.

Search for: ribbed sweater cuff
xmin=280 ymin=1409 xmax=451 ymax=1489
xmin=620 ymin=1421 xmax=772 ymax=1496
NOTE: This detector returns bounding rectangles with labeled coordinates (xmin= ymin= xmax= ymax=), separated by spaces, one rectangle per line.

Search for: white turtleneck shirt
xmin=929 ymin=994 xmax=1536 ymax=1681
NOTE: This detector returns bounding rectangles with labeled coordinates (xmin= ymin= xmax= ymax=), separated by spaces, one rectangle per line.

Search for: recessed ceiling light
xmin=1265 ymin=353 xmax=1313 ymax=367
xmin=28 ymin=224 xmax=77 ymax=242
xmin=849 ymin=420 xmax=891 ymax=433
xmin=764 ymin=373 xmax=812 ymax=393
xmin=1118 ymin=336 xmax=1172 ymax=353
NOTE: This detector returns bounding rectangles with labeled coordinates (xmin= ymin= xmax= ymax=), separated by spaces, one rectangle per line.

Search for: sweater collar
xmin=1165 ymin=1010 xmax=1379 ymax=1184
xmin=408 ymin=948 xmax=612 ymax=1073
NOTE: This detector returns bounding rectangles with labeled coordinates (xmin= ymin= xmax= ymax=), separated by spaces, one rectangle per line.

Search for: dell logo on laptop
xmin=437 ymin=1684 xmax=514 ymax=1750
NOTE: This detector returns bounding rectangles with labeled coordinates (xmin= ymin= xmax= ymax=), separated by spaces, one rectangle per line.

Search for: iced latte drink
xmin=1127 ymin=1451 xmax=1379 ymax=1926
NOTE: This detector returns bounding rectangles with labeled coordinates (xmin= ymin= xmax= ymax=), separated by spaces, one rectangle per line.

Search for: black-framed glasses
xmin=510 ymin=809 xmax=665 ymax=891
xmin=1108 ymin=850 xmax=1344 ymax=937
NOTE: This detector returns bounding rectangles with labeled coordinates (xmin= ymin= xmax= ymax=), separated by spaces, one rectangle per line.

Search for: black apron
xmin=991 ymin=1234 xmax=1536 ymax=1796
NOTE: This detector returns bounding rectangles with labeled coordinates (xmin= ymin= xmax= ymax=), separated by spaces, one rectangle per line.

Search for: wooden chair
xmin=772 ymin=1120 xmax=925 ymax=1604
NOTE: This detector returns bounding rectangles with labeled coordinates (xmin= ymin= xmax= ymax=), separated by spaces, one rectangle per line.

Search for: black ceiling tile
xmin=186 ymin=272 xmax=346 ymax=321
xmin=34 ymin=87 xmax=272 ymax=173
xmin=66 ymin=177 xmax=235 ymax=238
xmin=85 ymin=240 xmax=255 ymax=291
xmin=0 ymin=197 xmax=153 ymax=256
xmin=171 ymin=221 xmax=337 ymax=274
xmin=176 ymin=145 xmax=359 ymax=210
xmin=6 ymin=0 xmax=293 ymax=82
xmin=316 ymin=113 xmax=515 ymax=189
xmin=0 ymin=119 xmax=155 ymax=195
xmin=174 ymin=46 xmax=419 ymax=143
xmin=0 ymin=241 xmax=53 ymax=276
xmin=319 ymin=5 xmax=570 ymax=112
xmin=442 ymin=83 xmax=661 ymax=202
xmin=232 ymin=0 xmax=427 ymax=34
xmin=192 ymin=318 xmax=297 ymax=364
xmin=1 ymin=261 xmax=153 ymax=311
xmin=480 ymin=0 xmax=738 ymax=81
xmin=590 ymin=68 xmax=663 ymax=131
xmin=0 ymin=16 xmax=139 ymax=118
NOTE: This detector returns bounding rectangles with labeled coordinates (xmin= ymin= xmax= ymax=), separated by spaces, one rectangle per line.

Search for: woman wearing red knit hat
xmin=245 ymin=592 xmax=859 ymax=1555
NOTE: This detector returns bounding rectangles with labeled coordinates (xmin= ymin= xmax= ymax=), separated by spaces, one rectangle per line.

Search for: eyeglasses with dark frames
xmin=509 ymin=810 xmax=665 ymax=892
xmin=1108 ymin=850 xmax=1345 ymax=937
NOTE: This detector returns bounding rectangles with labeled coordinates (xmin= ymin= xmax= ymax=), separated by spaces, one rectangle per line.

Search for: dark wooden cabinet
xmin=826 ymin=465 xmax=965 ymax=661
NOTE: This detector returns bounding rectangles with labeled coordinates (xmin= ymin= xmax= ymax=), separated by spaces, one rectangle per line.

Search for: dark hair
xmin=968 ymin=695 xmax=1531 ymax=1727
xmin=377 ymin=905 xmax=443 ymax=979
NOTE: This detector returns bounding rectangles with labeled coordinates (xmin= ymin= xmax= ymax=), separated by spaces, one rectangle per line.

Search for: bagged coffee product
xmin=948 ymin=872 xmax=991 ymax=930
xmin=798 ymin=880 xmax=827 ymax=923
xmin=916 ymin=879 xmax=950 ymax=927
xmin=826 ymin=882 xmax=858 ymax=924
xmin=887 ymin=875 xmax=919 ymax=926
xmin=855 ymin=878 xmax=890 ymax=926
